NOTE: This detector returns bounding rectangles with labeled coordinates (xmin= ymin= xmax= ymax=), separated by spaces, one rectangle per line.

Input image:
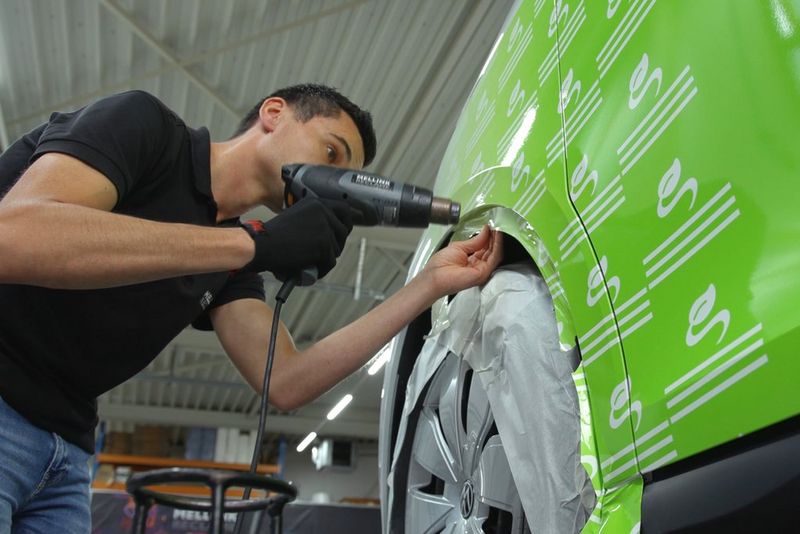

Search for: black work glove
xmin=240 ymin=196 xmax=353 ymax=280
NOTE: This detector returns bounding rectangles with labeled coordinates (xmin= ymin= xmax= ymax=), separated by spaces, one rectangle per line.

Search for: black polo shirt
xmin=0 ymin=91 xmax=265 ymax=452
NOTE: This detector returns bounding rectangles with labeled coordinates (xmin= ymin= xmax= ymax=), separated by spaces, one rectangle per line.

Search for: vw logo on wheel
xmin=460 ymin=480 xmax=475 ymax=518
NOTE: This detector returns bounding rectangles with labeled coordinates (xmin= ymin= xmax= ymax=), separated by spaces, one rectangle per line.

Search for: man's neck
xmin=208 ymin=138 xmax=269 ymax=222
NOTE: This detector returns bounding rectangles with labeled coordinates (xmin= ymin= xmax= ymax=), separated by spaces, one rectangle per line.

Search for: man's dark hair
xmin=234 ymin=83 xmax=377 ymax=166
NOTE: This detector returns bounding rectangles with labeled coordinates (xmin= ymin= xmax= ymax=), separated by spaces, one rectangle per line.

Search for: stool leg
xmin=210 ymin=484 xmax=225 ymax=534
xmin=270 ymin=512 xmax=282 ymax=534
xmin=131 ymin=499 xmax=150 ymax=534
xmin=268 ymin=497 xmax=289 ymax=534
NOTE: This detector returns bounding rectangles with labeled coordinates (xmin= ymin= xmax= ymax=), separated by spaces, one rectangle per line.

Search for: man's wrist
xmin=408 ymin=270 xmax=443 ymax=309
xmin=229 ymin=227 xmax=257 ymax=269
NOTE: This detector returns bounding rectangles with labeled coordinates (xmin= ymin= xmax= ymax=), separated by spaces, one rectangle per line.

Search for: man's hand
xmin=241 ymin=196 xmax=353 ymax=279
xmin=419 ymin=225 xmax=503 ymax=297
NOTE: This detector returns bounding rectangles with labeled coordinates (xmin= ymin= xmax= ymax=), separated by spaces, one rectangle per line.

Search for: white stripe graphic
xmin=539 ymin=3 xmax=586 ymax=83
xmin=620 ymin=77 xmax=698 ymax=175
xmin=548 ymin=96 xmax=603 ymax=167
xmin=539 ymin=44 xmax=559 ymax=84
xmin=670 ymin=355 xmax=769 ymax=423
xmin=646 ymin=196 xmax=736 ymax=277
xmin=466 ymin=106 xmax=495 ymax=155
xmin=560 ymin=4 xmax=586 ymax=55
xmin=499 ymin=25 xmax=534 ymax=91
xmin=665 ymin=324 xmax=763 ymax=394
xmin=586 ymin=193 xmax=625 ymax=234
xmin=648 ymin=209 xmax=739 ymax=289
xmin=643 ymin=182 xmax=739 ymax=289
xmin=582 ymin=300 xmax=647 ymax=355
xmin=512 ymin=169 xmax=546 ymax=215
xmin=561 ymin=192 xmax=625 ymax=261
xmin=547 ymin=80 xmax=599 ymax=154
xmin=562 ymin=183 xmax=622 ymax=250
xmin=583 ymin=297 xmax=651 ymax=367
xmin=598 ymin=0 xmax=657 ymax=78
xmin=605 ymin=456 xmax=636 ymax=482
xmin=565 ymin=95 xmax=603 ymax=150
xmin=622 ymin=86 xmax=698 ymax=176
xmin=619 ymin=312 xmax=654 ymax=341
xmin=582 ymin=334 xmax=620 ymax=366
xmin=618 ymin=66 xmax=691 ymax=157
xmin=601 ymin=420 xmax=669 ymax=469
xmin=580 ymin=288 xmax=647 ymax=368
xmin=667 ymin=339 xmax=765 ymax=409
xmin=538 ymin=2 xmax=586 ymax=83
xmin=583 ymin=311 xmax=652 ymax=367
xmin=640 ymin=450 xmax=679 ymax=473
xmin=534 ymin=0 xmax=546 ymax=18
xmin=581 ymin=287 xmax=647 ymax=347
xmin=644 ymin=184 xmax=731 ymax=265
xmin=547 ymin=80 xmax=601 ymax=160
xmin=607 ymin=435 xmax=674 ymax=482
xmin=597 ymin=0 xmax=643 ymax=63
xmin=639 ymin=436 xmax=674 ymax=462
xmin=560 ymin=183 xmax=624 ymax=261
xmin=560 ymin=174 xmax=620 ymax=248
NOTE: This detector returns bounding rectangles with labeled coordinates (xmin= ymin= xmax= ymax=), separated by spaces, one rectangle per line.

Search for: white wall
xmin=282 ymin=441 xmax=380 ymax=503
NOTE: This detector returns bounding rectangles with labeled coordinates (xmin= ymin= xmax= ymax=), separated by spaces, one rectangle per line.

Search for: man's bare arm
xmin=212 ymin=227 xmax=503 ymax=411
xmin=0 ymin=153 xmax=254 ymax=289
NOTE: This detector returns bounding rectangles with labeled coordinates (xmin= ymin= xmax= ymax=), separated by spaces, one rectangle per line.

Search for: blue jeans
xmin=0 ymin=395 xmax=91 ymax=533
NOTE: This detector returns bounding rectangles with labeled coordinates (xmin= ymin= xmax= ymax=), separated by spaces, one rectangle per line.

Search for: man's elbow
xmin=265 ymin=378 xmax=305 ymax=412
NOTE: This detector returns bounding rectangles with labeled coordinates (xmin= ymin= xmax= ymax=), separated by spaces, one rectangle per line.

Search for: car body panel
xmin=556 ymin=0 xmax=800 ymax=488
xmin=380 ymin=0 xmax=800 ymax=532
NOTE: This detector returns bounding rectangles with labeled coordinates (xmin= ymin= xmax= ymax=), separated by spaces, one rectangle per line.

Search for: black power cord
xmin=233 ymin=269 xmax=316 ymax=534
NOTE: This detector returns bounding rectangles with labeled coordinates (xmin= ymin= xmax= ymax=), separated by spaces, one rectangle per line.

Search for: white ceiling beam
xmin=97 ymin=0 xmax=240 ymax=121
xmin=97 ymin=401 xmax=379 ymax=439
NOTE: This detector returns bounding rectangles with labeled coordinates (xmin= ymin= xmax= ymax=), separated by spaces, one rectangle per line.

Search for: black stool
xmin=126 ymin=467 xmax=297 ymax=534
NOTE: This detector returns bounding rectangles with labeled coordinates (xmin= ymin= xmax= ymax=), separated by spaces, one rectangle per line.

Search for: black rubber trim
xmin=642 ymin=414 xmax=800 ymax=532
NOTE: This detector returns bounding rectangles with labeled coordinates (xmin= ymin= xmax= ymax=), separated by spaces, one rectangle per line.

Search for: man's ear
xmin=258 ymin=97 xmax=286 ymax=133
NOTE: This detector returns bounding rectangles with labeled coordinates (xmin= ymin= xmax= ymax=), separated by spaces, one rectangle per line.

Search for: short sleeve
xmin=191 ymin=271 xmax=267 ymax=331
xmin=31 ymin=90 xmax=169 ymax=205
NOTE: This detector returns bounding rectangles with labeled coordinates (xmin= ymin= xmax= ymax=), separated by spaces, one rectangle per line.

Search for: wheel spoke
xmin=436 ymin=355 xmax=463 ymax=465
xmin=466 ymin=517 xmax=485 ymax=534
xmin=406 ymin=489 xmax=454 ymax=534
xmin=412 ymin=407 xmax=459 ymax=484
xmin=463 ymin=370 xmax=493 ymax=471
xmin=476 ymin=435 xmax=517 ymax=510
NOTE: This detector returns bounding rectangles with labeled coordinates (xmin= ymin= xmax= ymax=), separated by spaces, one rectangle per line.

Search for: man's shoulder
xmin=95 ymin=90 xmax=182 ymax=127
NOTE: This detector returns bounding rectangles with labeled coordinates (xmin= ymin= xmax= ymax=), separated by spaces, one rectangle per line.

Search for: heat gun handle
xmin=276 ymin=267 xmax=318 ymax=304
xmin=295 ymin=267 xmax=318 ymax=287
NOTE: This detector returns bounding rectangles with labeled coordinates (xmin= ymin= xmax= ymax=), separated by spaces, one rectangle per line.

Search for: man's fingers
xmin=453 ymin=225 xmax=491 ymax=254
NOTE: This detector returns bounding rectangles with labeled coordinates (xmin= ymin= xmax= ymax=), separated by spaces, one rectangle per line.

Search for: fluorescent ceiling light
xmin=326 ymin=394 xmax=353 ymax=420
xmin=296 ymin=432 xmax=317 ymax=452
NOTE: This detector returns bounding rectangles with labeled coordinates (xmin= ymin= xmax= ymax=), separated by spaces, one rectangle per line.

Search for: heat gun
xmin=281 ymin=163 xmax=460 ymax=228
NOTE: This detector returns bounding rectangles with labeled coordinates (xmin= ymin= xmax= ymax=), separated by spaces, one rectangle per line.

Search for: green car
xmin=379 ymin=1 xmax=800 ymax=532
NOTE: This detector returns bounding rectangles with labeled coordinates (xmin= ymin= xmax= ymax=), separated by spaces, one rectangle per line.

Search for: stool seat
xmin=126 ymin=467 xmax=297 ymax=534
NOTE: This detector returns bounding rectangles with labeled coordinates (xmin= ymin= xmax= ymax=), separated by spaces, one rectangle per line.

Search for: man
xmin=0 ymin=84 xmax=501 ymax=532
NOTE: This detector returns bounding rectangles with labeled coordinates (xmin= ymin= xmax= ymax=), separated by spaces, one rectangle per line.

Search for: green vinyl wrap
xmin=405 ymin=1 xmax=800 ymax=531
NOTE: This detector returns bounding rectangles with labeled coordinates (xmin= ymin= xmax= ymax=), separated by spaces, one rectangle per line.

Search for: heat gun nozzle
xmin=430 ymin=197 xmax=461 ymax=225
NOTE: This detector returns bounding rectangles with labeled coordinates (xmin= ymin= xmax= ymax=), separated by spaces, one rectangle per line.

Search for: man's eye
xmin=326 ymin=145 xmax=337 ymax=162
